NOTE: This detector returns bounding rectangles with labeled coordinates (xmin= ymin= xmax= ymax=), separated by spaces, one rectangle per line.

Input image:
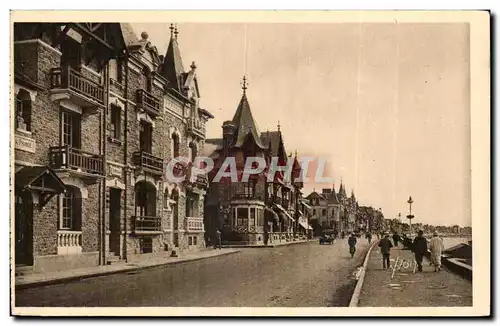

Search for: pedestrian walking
xmin=378 ymin=233 xmax=393 ymax=269
xmin=412 ymin=230 xmax=428 ymax=272
xmin=215 ymin=229 xmax=222 ymax=250
xmin=341 ymin=231 xmax=345 ymax=239
xmin=366 ymin=231 xmax=372 ymax=244
xmin=348 ymin=232 xmax=357 ymax=258
xmin=392 ymin=231 xmax=400 ymax=247
xmin=333 ymin=229 xmax=339 ymax=239
xmin=429 ymin=231 xmax=444 ymax=272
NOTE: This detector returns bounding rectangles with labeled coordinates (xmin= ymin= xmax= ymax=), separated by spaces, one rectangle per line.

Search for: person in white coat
xmin=429 ymin=231 xmax=444 ymax=272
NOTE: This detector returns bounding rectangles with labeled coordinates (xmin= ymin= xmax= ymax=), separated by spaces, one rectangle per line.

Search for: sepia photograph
xmin=10 ymin=10 xmax=490 ymax=317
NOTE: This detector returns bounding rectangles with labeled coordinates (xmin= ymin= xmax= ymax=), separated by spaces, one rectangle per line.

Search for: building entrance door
xmin=109 ymin=188 xmax=121 ymax=256
xmin=15 ymin=190 xmax=33 ymax=266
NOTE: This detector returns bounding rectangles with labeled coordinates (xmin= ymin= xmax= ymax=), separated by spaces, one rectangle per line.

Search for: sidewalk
xmin=15 ymin=248 xmax=240 ymax=289
xmin=358 ymin=246 xmax=472 ymax=307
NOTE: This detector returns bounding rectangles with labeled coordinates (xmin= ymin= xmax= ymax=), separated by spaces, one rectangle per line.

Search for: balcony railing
xmin=133 ymin=216 xmax=162 ymax=233
xmin=50 ymin=66 xmax=104 ymax=105
xmin=187 ymin=118 xmax=205 ymax=137
xmin=49 ymin=146 xmax=104 ymax=175
xmin=185 ymin=217 xmax=204 ymax=232
xmin=57 ymin=230 xmax=82 ymax=255
xmin=133 ymin=151 xmax=164 ymax=175
xmin=233 ymin=193 xmax=257 ymax=200
xmin=136 ymin=89 xmax=161 ymax=117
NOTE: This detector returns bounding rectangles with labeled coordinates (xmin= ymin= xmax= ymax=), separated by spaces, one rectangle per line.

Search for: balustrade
xmin=50 ymin=66 xmax=104 ymax=105
xmin=57 ymin=230 xmax=82 ymax=255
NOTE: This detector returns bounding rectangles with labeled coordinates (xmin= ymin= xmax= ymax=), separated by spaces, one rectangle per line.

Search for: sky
xmin=131 ymin=22 xmax=471 ymax=227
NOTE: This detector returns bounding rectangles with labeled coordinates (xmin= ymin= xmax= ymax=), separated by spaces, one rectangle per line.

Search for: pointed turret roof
xmin=231 ymin=78 xmax=266 ymax=149
xmin=161 ymin=24 xmax=186 ymax=92
xmin=339 ymin=180 xmax=346 ymax=196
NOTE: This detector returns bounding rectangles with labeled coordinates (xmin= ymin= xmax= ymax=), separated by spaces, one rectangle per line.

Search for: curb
xmin=222 ymin=239 xmax=314 ymax=248
xmin=348 ymin=240 xmax=378 ymax=307
xmin=16 ymin=249 xmax=240 ymax=290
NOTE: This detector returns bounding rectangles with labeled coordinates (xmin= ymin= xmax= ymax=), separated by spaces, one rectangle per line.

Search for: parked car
xmin=319 ymin=235 xmax=334 ymax=245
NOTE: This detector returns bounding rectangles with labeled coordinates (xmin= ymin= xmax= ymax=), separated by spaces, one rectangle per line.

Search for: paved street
xmin=16 ymin=240 xmax=370 ymax=307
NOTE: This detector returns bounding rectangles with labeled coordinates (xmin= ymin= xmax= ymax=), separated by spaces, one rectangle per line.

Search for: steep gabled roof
xmin=231 ymin=93 xmax=266 ymax=149
xmin=306 ymin=191 xmax=325 ymax=200
xmin=260 ymin=131 xmax=281 ymax=156
xmin=161 ymin=33 xmax=185 ymax=92
xmin=120 ymin=23 xmax=139 ymax=47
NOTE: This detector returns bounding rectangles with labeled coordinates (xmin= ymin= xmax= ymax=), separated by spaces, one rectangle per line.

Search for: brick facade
xmin=14 ymin=23 xmax=214 ymax=273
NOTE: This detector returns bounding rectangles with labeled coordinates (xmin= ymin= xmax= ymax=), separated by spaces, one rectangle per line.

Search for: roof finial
xmin=277 ymin=120 xmax=281 ymax=132
xmin=241 ymin=75 xmax=248 ymax=94
xmin=295 ymin=150 xmax=298 ymax=157
xmin=174 ymin=24 xmax=179 ymax=40
xmin=190 ymin=61 xmax=197 ymax=71
xmin=170 ymin=24 xmax=175 ymax=38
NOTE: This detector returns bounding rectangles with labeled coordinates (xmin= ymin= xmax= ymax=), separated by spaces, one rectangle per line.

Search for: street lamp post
xmin=397 ymin=212 xmax=402 ymax=233
xmin=407 ymin=196 xmax=414 ymax=236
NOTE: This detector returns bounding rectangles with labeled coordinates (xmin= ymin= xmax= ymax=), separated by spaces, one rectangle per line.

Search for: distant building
xmin=204 ymin=80 xmax=310 ymax=245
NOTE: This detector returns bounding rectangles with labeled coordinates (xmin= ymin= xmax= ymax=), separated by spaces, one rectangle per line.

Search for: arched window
xmin=171 ymin=133 xmax=180 ymax=158
xmin=60 ymin=186 xmax=82 ymax=230
xmin=15 ymin=89 xmax=32 ymax=132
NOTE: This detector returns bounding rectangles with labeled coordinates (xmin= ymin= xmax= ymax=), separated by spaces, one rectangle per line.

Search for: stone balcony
xmin=57 ymin=230 xmax=82 ymax=255
xmin=185 ymin=217 xmax=204 ymax=232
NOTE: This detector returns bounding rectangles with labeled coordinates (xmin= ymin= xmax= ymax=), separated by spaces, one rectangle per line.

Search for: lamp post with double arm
xmin=407 ymin=196 xmax=414 ymax=236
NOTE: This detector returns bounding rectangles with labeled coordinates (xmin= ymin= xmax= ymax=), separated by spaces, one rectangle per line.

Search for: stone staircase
xmin=15 ymin=264 xmax=34 ymax=276
xmin=107 ymin=252 xmax=125 ymax=266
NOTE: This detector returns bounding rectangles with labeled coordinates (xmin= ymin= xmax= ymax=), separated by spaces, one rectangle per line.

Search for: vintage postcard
xmin=10 ymin=10 xmax=490 ymax=317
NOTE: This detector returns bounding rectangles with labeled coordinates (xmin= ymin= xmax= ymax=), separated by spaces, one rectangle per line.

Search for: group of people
xmin=378 ymin=230 xmax=445 ymax=272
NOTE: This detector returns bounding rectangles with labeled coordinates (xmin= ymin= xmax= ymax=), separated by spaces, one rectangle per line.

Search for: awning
xmin=298 ymin=220 xmax=313 ymax=230
xmin=300 ymin=201 xmax=313 ymax=211
xmin=15 ymin=166 xmax=66 ymax=207
xmin=273 ymin=204 xmax=294 ymax=222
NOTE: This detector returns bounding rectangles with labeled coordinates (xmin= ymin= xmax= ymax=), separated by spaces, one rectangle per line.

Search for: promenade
xmin=16 ymin=240 xmax=368 ymax=307
xmin=358 ymin=245 xmax=472 ymax=307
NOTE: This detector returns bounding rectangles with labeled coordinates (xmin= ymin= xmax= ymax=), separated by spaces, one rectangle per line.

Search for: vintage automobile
xmin=319 ymin=235 xmax=334 ymax=245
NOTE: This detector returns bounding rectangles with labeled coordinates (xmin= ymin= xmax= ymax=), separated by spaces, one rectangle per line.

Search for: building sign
xmin=15 ymin=134 xmax=36 ymax=153
xmin=109 ymin=165 xmax=122 ymax=177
